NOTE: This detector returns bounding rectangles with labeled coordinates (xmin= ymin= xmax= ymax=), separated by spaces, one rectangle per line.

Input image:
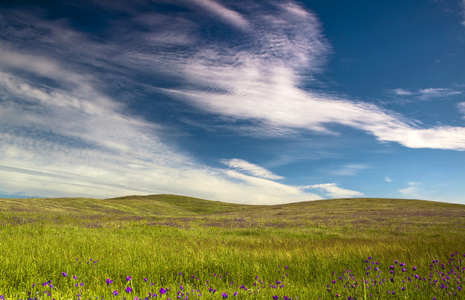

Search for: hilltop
xmin=1 ymin=194 xmax=464 ymax=222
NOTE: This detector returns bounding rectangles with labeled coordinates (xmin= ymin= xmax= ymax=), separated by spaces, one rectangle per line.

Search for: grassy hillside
xmin=0 ymin=194 xmax=252 ymax=217
xmin=1 ymin=195 xmax=464 ymax=228
xmin=0 ymin=195 xmax=464 ymax=299
xmin=2 ymin=194 xmax=464 ymax=217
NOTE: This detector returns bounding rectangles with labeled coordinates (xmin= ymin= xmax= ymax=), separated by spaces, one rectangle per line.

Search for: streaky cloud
xmin=330 ymin=164 xmax=370 ymax=176
xmin=309 ymin=183 xmax=364 ymax=198
xmin=458 ymin=102 xmax=465 ymax=118
xmin=0 ymin=12 xmax=326 ymax=203
xmin=391 ymin=87 xmax=462 ymax=100
xmin=224 ymin=170 xmax=321 ymax=203
xmin=222 ymin=158 xmax=284 ymax=180
xmin=162 ymin=1 xmax=465 ymax=151
xmin=461 ymin=0 xmax=465 ymax=26
xmin=398 ymin=182 xmax=422 ymax=198
xmin=189 ymin=0 xmax=249 ymax=29
xmin=392 ymin=88 xmax=414 ymax=96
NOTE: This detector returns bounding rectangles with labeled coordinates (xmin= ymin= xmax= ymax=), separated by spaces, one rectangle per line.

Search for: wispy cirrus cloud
xmin=390 ymin=87 xmax=462 ymax=100
xmin=392 ymin=88 xmax=414 ymax=96
xmin=461 ymin=0 xmax=465 ymax=26
xmin=222 ymin=159 xmax=283 ymax=180
xmin=157 ymin=2 xmax=465 ymax=151
xmin=309 ymin=183 xmax=364 ymax=198
xmin=189 ymin=0 xmax=249 ymax=29
xmin=3 ymin=1 xmax=465 ymax=156
xmin=15 ymin=0 xmax=459 ymax=153
xmin=329 ymin=164 xmax=370 ymax=176
xmin=176 ymin=74 xmax=465 ymax=150
xmin=399 ymin=182 xmax=423 ymax=198
xmin=458 ymin=102 xmax=465 ymax=118
xmin=223 ymin=169 xmax=321 ymax=203
xmin=0 ymin=8 xmax=329 ymax=204
xmin=0 ymin=49 xmax=328 ymax=203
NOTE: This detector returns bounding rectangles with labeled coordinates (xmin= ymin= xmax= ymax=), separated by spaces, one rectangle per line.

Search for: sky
xmin=1 ymin=0 xmax=465 ymax=205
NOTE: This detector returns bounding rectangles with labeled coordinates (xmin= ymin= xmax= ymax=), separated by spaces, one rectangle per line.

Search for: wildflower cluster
xmin=0 ymin=264 xmax=296 ymax=299
xmin=327 ymin=252 xmax=464 ymax=299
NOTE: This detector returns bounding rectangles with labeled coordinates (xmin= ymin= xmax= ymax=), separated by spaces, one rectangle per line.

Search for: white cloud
xmin=399 ymin=182 xmax=422 ymax=198
xmin=189 ymin=0 xmax=249 ymax=29
xmin=370 ymin=125 xmax=465 ymax=150
xmin=461 ymin=0 xmax=465 ymax=26
xmin=384 ymin=177 xmax=392 ymax=182
xmin=0 ymin=135 xmax=317 ymax=204
xmin=418 ymin=88 xmax=462 ymax=99
xmin=458 ymin=102 xmax=465 ymax=118
xmin=33 ymin=0 xmax=465 ymax=153
xmin=175 ymin=72 xmax=465 ymax=150
xmin=222 ymin=159 xmax=284 ymax=180
xmin=3 ymin=1 xmax=465 ymax=155
xmin=159 ymin=4 xmax=465 ymax=151
xmin=392 ymin=88 xmax=413 ymax=96
xmin=330 ymin=164 xmax=370 ymax=176
xmin=309 ymin=183 xmax=364 ymax=198
xmin=280 ymin=2 xmax=309 ymax=18
xmin=223 ymin=170 xmax=321 ymax=204
xmin=390 ymin=87 xmax=462 ymax=100
xmin=0 ymin=45 xmax=322 ymax=204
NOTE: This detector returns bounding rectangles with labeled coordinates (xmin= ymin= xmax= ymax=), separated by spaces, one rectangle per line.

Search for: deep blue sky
xmin=1 ymin=0 xmax=465 ymax=204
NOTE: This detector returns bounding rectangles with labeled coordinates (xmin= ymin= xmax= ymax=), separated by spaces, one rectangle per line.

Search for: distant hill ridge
xmin=0 ymin=194 xmax=464 ymax=219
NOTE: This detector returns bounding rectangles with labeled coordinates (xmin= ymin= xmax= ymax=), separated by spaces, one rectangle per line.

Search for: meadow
xmin=0 ymin=195 xmax=464 ymax=299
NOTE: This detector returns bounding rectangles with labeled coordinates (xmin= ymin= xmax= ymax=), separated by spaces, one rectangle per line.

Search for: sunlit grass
xmin=0 ymin=196 xmax=464 ymax=299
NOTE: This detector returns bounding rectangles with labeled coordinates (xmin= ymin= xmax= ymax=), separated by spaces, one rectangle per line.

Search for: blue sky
xmin=1 ymin=0 xmax=465 ymax=204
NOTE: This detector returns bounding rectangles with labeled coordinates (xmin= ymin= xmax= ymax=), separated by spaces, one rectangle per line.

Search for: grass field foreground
xmin=0 ymin=195 xmax=464 ymax=299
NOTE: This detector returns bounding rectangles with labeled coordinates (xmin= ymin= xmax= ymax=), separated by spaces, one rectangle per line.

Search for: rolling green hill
xmin=0 ymin=194 xmax=251 ymax=217
xmin=1 ymin=194 xmax=464 ymax=226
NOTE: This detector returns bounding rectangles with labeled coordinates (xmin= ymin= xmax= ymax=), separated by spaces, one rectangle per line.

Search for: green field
xmin=0 ymin=195 xmax=464 ymax=299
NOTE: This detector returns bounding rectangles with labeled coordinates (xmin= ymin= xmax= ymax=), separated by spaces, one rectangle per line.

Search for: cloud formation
xmin=0 ymin=8 xmax=330 ymax=204
xmin=458 ymin=102 xmax=465 ymax=118
xmin=189 ymin=0 xmax=249 ymax=29
xmin=399 ymin=182 xmax=423 ymax=198
xmin=222 ymin=159 xmax=284 ymax=180
xmin=159 ymin=2 xmax=465 ymax=151
xmin=329 ymin=164 xmax=370 ymax=176
xmin=0 ymin=51 xmax=323 ymax=204
xmin=309 ymin=183 xmax=364 ymax=198
xmin=391 ymin=87 xmax=462 ymax=100
xmin=461 ymin=0 xmax=465 ymax=26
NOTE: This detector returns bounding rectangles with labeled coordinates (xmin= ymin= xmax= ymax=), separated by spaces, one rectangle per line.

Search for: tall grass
xmin=0 ymin=197 xmax=464 ymax=299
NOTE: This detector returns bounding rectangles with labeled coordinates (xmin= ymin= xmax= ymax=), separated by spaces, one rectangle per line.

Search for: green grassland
xmin=0 ymin=195 xmax=464 ymax=299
